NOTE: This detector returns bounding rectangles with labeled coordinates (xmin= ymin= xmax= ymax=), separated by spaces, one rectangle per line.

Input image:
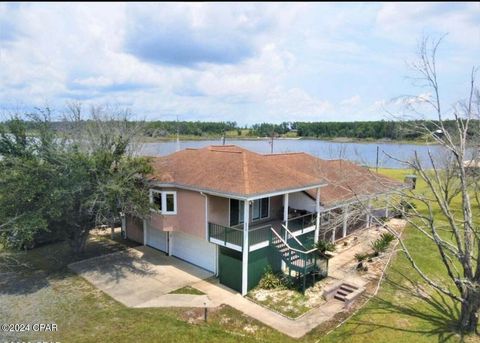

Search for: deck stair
xmin=270 ymin=226 xmax=319 ymax=291
xmin=333 ymin=283 xmax=358 ymax=302
xmin=323 ymin=281 xmax=365 ymax=308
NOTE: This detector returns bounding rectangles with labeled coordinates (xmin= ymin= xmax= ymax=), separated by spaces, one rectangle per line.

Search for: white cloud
xmin=0 ymin=3 xmax=477 ymax=124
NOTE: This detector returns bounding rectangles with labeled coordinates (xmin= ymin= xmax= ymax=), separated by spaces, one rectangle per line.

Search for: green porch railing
xmin=286 ymin=212 xmax=316 ymax=233
xmin=208 ymin=223 xmax=243 ymax=247
xmin=249 ymin=224 xmax=272 ymax=247
xmin=208 ymin=222 xmax=274 ymax=250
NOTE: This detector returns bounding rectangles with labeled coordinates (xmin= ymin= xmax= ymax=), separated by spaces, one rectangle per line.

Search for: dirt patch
xmin=248 ymin=277 xmax=337 ymax=318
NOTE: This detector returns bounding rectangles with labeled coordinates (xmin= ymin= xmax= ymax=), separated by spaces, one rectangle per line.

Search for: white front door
xmin=146 ymin=224 xmax=167 ymax=252
xmin=171 ymin=232 xmax=216 ymax=272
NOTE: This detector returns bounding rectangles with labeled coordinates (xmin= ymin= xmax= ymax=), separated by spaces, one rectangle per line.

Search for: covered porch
xmin=207 ymin=189 xmax=397 ymax=295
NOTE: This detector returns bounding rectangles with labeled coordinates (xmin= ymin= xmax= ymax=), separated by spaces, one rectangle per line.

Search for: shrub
xmin=355 ymin=253 xmax=369 ymax=262
xmin=371 ymin=232 xmax=396 ymax=255
xmin=315 ymin=239 xmax=336 ymax=256
xmin=380 ymin=232 xmax=395 ymax=244
xmin=400 ymin=199 xmax=417 ymax=213
xmin=258 ymin=266 xmax=285 ymax=290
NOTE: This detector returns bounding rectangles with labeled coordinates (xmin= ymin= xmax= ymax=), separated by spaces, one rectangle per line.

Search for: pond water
xmin=140 ymin=139 xmax=445 ymax=169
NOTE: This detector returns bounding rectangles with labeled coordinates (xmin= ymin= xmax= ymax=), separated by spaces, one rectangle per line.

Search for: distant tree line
xmin=250 ymin=120 xmax=480 ymax=140
xmin=2 ymin=118 xmax=478 ymax=141
xmin=144 ymin=121 xmax=238 ymax=137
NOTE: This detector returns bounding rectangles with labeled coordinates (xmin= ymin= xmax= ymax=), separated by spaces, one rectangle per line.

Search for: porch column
xmin=143 ymin=219 xmax=147 ymax=246
xmin=314 ymin=187 xmax=321 ymax=243
xmin=342 ymin=204 xmax=349 ymax=238
xmin=241 ymin=199 xmax=250 ymax=296
xmin=366 ymin=199 xmax=372 ymax=228
xmin=385 ymin=194 xmax=390 ymax=218
xmin=331 ymin=213 xmax=335 ymax=243
xmin=282 ymin=194 xmax=289 ymax=271
xmin=283 ymin=193 xmax=289 ymax=228
xmin=121 ymin=213 xmax=126 ymax=239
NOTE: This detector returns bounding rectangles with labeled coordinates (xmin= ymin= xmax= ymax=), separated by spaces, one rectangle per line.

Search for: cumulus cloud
xmin=0 ymin=3 xmax=478 ymax=123
xmin=123 ymin=3 xmax=274 ymax=67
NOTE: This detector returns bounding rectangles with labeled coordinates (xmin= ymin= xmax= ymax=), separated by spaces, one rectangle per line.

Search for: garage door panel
xmin=171 ymin=232 xmax=216 ymax=272
xmin=147 ymin=225 xmax=167 ymax=252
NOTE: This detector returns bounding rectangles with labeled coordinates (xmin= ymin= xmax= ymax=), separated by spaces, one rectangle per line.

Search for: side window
xmin=150 ymin=190 xmax=162 ymax=212
xmin=150 ymin=190 xmax=176 ymax=215
xmin=164 ymin=192 xmax=176 ymax=214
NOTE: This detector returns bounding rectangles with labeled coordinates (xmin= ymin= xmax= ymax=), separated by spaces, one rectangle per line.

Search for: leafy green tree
xmin=0 ymin=106 xmax=153 ymax=253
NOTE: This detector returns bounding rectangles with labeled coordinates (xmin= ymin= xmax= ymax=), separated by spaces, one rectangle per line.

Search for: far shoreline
xmin=139 ymin=135 xmax=440 ymax=146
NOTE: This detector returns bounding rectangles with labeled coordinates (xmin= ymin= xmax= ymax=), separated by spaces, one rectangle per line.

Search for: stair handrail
xmin=270 ymin=228 xmax=317 ymax=255
xmin=281 ymin=224 xmax=308 ymax=250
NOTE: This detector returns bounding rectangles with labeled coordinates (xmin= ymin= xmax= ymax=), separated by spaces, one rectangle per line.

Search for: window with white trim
xmin=150 ymin=189 xmax=177 ymax=215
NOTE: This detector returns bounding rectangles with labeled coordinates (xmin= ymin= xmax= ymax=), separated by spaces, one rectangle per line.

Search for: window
xmin=230 ymin=199 xmax=244 ymax=226
xmin=150 ymin=190 xmax=177 ymax=215
xmin=151 ymin=190 xmax=163 ymax=212
xmin=166 ymin=193 xmax=175 ymax=212
xmin=252 ymin=198 xmax=269 ymax=220
xmin=230 ymin=197 xmax=269 ymax=226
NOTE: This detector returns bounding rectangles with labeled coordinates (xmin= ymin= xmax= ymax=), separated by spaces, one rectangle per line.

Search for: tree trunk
xmin=69 ymin=227 xmax=89 ymax=254
xmin=459 ymin=289 xmax=480 ymax=333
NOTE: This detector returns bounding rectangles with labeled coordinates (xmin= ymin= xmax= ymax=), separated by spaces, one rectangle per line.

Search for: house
xmin=124 ymin=145 xmax=402 ymax=295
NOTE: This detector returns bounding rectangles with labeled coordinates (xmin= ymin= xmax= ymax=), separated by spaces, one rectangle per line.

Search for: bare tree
xmin=379 ymin=36 xmax=480 ymax=334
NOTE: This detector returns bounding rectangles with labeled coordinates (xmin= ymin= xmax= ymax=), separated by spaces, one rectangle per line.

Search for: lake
xmin=140 ymin=139 xmax=445 ymax=169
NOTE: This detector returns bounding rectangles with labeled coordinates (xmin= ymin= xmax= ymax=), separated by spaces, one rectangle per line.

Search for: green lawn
xmin=169 ymin=286 xmax=206 ymax=295
xmin=0 ymin=168 xmax=477 ymax=342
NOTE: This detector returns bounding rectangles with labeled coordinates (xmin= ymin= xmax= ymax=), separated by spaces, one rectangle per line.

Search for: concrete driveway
xmin=69 ymin=246 xmax=213 ymax=307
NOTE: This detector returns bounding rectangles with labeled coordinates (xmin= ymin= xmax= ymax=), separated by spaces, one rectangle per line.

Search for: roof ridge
xmin=208 ymin=149 xmax=243 ymax=154
xmin=209 ymin=144 xmax=236 ymax=147
xmin=242 ymin=151 xmax=250 ymax=195
xmin=265 ymin=152 xmax=305 ymax=156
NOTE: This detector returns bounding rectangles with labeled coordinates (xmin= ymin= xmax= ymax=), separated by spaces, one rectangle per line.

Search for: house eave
xmin=148 ymin=180 xmax=327 ymax=200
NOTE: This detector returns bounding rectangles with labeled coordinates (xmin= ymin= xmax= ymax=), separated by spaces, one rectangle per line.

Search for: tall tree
xmin=0 ymin=105 xmax=153 ymax=253
xmin=381 ymin=36 xmax=480 ymax=333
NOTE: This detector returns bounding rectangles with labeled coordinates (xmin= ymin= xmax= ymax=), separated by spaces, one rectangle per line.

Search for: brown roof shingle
xmin=265 ymin=152 xmax=403 ymax=207
xmin=148 ymin=145 xmax=326 ymax=198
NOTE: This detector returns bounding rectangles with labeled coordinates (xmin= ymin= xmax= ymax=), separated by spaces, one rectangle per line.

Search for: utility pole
xmin=176 ymin=115 xmax=180 ymax=152
xmin=269 ymin=128 xmax=274 ymax=154
xmin=376 ymin=145 xmax=379 ymax=173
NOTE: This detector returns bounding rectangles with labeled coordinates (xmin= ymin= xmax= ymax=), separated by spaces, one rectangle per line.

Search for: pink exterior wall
xmin=125 ymin=215 xmax=144 ymax=244
xmin=208 ymin=195 xmax=230 ymax=226
xmin=149 ymin=187 xmax=206 ymax=239
xmin=147 ymin=188 xmax=286 ymax=235
xmin=207 ymin=194 xmax=283 ymax=227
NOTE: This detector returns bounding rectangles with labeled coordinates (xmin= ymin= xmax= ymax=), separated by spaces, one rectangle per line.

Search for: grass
xmin=169 ymin=286 xmax=205 ymax=295
xmin=1 ymin=168 xmax=478 ymax=342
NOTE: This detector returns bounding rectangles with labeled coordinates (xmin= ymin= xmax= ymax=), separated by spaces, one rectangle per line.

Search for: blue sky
xmin=0 ymin=2 xmax=478 ymax=124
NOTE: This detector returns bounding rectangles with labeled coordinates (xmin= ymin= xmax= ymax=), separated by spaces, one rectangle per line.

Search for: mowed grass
xmin=0 ymin=168 xmax=478 ymax=342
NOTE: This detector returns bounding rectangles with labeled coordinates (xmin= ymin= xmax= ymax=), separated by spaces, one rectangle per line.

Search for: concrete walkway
xmin=135 ymin=294 xmax=213 ymax=308
xmin=192 ymin=278 xmax=345 ymax=339
xmin=69 ymin=246 xmax=213 ymax=308
xmin=71 ymin=236 xmax=396 ymax=339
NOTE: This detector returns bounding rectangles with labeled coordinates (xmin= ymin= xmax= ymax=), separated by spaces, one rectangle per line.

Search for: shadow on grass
xmin=334 ymin=267 xmax=463 ymax=343
xmin=0 ymin=236 xmax=141 ymax=296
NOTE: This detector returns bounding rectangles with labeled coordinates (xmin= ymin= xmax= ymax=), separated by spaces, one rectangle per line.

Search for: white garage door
xmin=171 ymin=232 xmax=216 ymax=272
xmin=147 ymin=225 xmax=167 ymax=252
